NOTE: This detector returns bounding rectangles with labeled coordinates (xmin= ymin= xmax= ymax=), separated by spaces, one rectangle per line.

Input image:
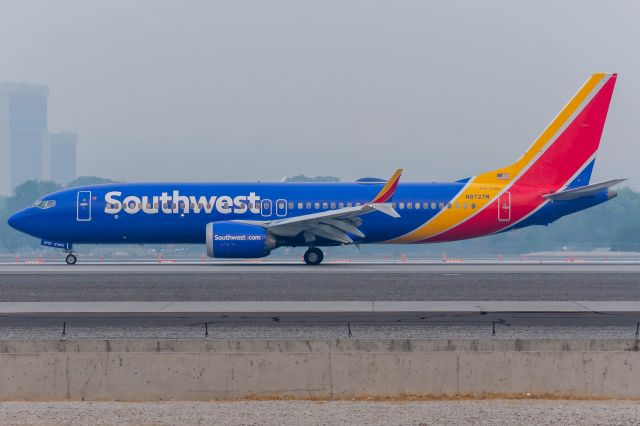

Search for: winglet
xmin=371 ymin=169 xmax=403 ymax=203
xmin=370 ymin=203 xmax=401 ymax=218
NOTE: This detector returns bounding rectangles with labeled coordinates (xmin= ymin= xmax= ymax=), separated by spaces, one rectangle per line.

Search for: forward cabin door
xmin=498 ymin=191 xmax=511 ymax=222
xmin=76 ymin=190 xmax=92 ymax=221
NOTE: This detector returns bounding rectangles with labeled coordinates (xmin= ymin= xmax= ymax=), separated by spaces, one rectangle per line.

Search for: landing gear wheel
xmin=304 ymin=247 xmax=324 ymax=265
xmin=65 ymin=254 xmax=77 ymax=265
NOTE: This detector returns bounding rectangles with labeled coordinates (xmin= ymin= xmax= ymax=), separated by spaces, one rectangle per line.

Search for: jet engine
xmin=206 ymin=221 xmax=276 ymax=258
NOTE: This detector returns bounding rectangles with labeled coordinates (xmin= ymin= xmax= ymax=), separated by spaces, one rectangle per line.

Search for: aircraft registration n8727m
xmin=8 ymin=73 xmax=624 ymax=265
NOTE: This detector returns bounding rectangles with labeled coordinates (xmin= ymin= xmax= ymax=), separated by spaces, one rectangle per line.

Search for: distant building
xmin=0 ymin=82 xmax=77 ymax=195
xmin=49 ymin=132 xmax=77 ymax=185
xmin=0 ymin=82 xmax=49 ymax=195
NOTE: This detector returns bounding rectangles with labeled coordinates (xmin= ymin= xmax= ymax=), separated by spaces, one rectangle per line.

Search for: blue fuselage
xmin=8 ymin=181 xmax=610 ymax=247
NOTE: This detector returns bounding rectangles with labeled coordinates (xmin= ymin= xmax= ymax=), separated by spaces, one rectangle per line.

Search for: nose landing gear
xmin=303 ymin=247 xmax=324 ymax=265
xmin=63 ymin=244 xmax=77 ymax=265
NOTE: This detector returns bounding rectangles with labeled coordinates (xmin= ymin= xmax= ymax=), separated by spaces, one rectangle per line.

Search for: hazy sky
xmin=1 ymin=1 xmax=638 ymax=185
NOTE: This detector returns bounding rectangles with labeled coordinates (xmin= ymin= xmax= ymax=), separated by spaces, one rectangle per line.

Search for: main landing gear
xmin=303 ymin=247 xmax=324 ymax=265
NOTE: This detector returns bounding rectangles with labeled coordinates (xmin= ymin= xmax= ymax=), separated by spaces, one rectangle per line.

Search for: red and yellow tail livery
xmin=390 ymin=73 xmax=618 ymax=244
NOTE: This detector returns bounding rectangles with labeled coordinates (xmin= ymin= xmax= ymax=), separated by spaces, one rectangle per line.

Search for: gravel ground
xmin=1 ymin=325 xmax=638 ymax=340
xmin=1 ymin=400 xmax=639 ymax=425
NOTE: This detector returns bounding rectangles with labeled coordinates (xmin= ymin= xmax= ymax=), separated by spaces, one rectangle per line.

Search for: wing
xmin=236 ymin=169 xmax=403 ymax=244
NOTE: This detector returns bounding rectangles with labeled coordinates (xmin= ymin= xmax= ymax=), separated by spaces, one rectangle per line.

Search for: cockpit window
xmin=32 ymin=200 xmax=56 ymax=209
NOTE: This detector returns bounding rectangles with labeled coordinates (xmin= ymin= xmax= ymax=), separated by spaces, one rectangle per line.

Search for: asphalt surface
xmin=3 ymin=311 xmax=638 ymax=327
xmin=3 ymin=311 xmax=640 ymax=339
xmin=1 ymin=263 xmax=640 ymax=301
xmin=2 ymin=263 xmax=639 ymax=337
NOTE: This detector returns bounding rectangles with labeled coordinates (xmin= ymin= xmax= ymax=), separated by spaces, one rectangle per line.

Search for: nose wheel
xmin=65 ymin=254 xmax=77 ymax=265
xmin=303 ymin=247 xmax=324 ymax=265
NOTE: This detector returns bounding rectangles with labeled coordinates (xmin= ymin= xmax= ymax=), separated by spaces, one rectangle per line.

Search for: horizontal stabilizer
xmin=543 ymin=179 xmax=625 ymax=201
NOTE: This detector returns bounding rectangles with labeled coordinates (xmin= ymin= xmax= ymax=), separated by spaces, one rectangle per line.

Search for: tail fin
xmin=476 ymin=73 xmax=617 ymax=189
xmin=389 ymin=74 xmax=618 ymax=244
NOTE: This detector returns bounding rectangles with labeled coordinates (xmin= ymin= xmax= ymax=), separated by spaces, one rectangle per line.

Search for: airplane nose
xmin=8 ymin=210 xmax=28 ymax=233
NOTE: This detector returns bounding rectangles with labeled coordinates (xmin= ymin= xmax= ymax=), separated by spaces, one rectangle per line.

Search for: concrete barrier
xmin=1 ymin=338 xmax=639 ymax=400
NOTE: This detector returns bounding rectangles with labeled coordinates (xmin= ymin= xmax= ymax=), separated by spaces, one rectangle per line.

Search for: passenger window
xmin=471 ymin=203 xmax=477 ymax=209
xmin=356 ymin=202 xmax=361 ymax=206
xmin=415 ymin=202 xmax=420 ymax=210
xmin=339 ymin=202 xmax=345 ymax=208
xmin=314 ymin=202 xmax=320 ymax=209
xmin=330 ymin=202 xmax=336 ymax=209
xmin=455 ymin=203 xmax=460 ymax=209
xmin=463 ymin=203 xmax=468 ymax=209
xmin=278 ymin=201 xmax=285 ymax=209
xmin=306 ymin=202 xmax=311 ymax=209
xmin=407 ymin=202 xmax=413 ymax=209
xmin=447 ymin=203 xmax=452 ymax=209
xmin=399 ymin=202 xmax=405 ymax=209
xmin=347 ymin=202 xmax=353 ymax=207
xmin=322 ymin=202 xmax=328 ymax=209
xmin=439 ymin=202 xmax=444 ymax=209
xmin=431 ymin=202 xmax=437 ymax=209
xmin=298 ymin=202 xmax=303 ymax=209
xmin=288 ymin=202 xmax=294 ymax=209
xmin=424 ymin=202 xmax=429 ymax=209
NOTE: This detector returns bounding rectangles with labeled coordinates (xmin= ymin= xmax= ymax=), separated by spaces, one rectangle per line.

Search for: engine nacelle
xmin=206 ymin=221 xmax=276 ymax=258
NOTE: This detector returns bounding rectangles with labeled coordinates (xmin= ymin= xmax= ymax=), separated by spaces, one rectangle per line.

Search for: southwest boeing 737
xmin=8 ymin=73 xmax=624 ymax=265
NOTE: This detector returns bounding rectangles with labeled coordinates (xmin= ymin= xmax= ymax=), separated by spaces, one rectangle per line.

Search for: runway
xmin=1 ymin=262 xmax=640 ymax=301
xmin=5 ymin=261 xmax=640 ymax=273
xmin=2 ymin=311 xmax=639 ymax=340
xmin=2 ymin=262 xmax=639 ymax=338
xmin=3 ymin=298 xmax=640 ymax=339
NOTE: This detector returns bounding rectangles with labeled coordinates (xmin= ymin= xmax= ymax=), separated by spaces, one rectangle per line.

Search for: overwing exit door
xmin=261 ymin=199 xmax=272 ymax=217
xmin=77 ymin=191 xmax=92 ymax=221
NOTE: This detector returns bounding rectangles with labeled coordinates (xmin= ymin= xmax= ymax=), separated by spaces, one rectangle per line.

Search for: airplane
xmin=8 ymin=73 xmax=624 ymax=265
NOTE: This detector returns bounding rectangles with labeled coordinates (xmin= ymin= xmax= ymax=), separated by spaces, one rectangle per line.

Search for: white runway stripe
xmin=1 ymin=301 xmax=640 ymax=313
